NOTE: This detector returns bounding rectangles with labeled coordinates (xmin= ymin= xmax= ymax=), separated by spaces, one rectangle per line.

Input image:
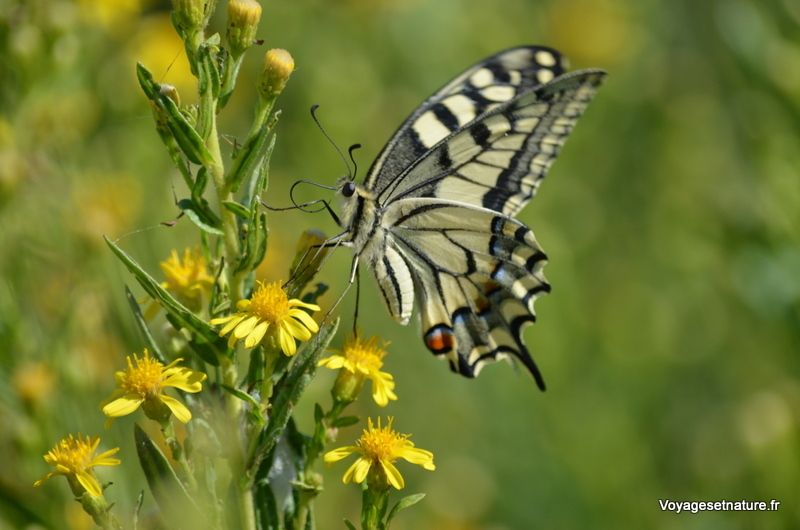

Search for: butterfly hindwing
xmin=365 ymin=46 xmax=570 ymax=194
xmin=378 ymin=198 xmax=549 ymax=386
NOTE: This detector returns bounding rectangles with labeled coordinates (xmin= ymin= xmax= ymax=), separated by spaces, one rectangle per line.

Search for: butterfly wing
xmin=377 ymin=69 xmax=606 ymax=215
xmin=353 ymin=47 xmax=605 ymax=383
xmin=378 ymin=198 xmax=550 ymax=387
xmin=364 ymin=46 xmax=570 ymax=194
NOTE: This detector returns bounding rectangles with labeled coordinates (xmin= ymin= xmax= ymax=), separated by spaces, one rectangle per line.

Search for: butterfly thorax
xmin=340 ymin=184 xmax=382 ymax=255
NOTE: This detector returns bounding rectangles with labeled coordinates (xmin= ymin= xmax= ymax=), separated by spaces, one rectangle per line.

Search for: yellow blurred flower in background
xmin=102 ymin=349 xmax=206 ymax=424
xmin=324 ymin=417 xmax=435 ymax=490
xmin=78 ymin=0 xmax=143 ymax=29
xmin=34 ymin=434 xmax=120 ymax=497
xmin=160 ymin=247 xmax=215 ymax=309
xmin=13 ymin=361 xmax=56 ymax=408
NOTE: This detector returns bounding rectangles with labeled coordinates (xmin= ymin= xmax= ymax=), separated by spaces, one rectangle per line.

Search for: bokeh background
xmin=2 ymin=0 xmax=799 ymax=528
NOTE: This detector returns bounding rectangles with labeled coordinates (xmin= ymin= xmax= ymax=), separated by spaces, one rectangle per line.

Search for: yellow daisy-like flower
xmin=160 ymin=247 xmax=215 ymax=304
xmin=324 ymin=417 xmax=435 ymax=490
xmin=319 ymin=334 xmax=397 ymax=406
xmin=34 ymin=434 xmax=120 ymax=497
xmin=210 ymin=281 xmax=320 ymax=356
xmin=102 ymin=349 xmax=206 ymax=424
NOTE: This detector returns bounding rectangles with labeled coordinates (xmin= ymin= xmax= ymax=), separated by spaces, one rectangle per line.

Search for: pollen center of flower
xmin=49 ymin=437 xmax=94 ymax=473
xmin=248 ymin=281 xmax=290 ymax=323
xmin=345 ymin=337 xmax=386 ymax=371
xmin=358 ymin=426 xmax=406 ymax=463
xmin=121 ymin=355 xmax=165 ymax=397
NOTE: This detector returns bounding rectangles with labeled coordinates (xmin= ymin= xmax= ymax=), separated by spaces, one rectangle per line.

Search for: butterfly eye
xmin=341 ymin=182 xmax=356 ymax=197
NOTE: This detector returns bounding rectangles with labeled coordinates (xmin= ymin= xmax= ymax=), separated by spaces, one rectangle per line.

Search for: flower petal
xmin=318 ymin=355 xmax=346 ymax=369
xmin=219 ymin=314 xmax=247 ymax=336
xmin=288 ymin=308 xmax=319 ymax=332
xmin=159 ymin=394 xmax=192 ymax=423
xmin=381 ymin=460 xmax=405 ymax=489
xmin=283 ymin=316 xmax=312 ymax=341
xmin=370 ymin=373 xmax=397 ymax=407
xmin=75 ymin=471 xmax=103 ymax=497
xmin=233 ymin=316 xmax=259 ymax=338
xmin=162 ymin=367 xmax=207 ymax=393
xmin=244 ymin=321 xmax=269 ymax=349
xmin=278 ymin=326 xmax=297 ymax=356
xmin=288 ymin=299 xmax=321 ymax=311
xmin=349 ymin=457 xmax=373 ymax=484
xmin=92 ymin=447 xmax=122 ymax=467
xmin=323 ymin=445 xmax=358 ymax=463
xmin=102 ymin=394 xmax=145 ymax=418
xmin=398 ymin=447 xmax=436 ymax=470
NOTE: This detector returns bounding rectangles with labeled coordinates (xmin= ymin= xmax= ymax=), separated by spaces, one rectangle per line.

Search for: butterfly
xmin=328 ymin=46 xmax=605 ymax=389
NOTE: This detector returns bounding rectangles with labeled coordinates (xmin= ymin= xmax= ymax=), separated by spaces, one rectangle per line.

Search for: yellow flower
xmin=210 ymin=281 xmax=320 ymax=356
xmin=102 ymin=349 xmax=206 ymax=424
xmin=324 ymin=418 xmax=435 ymax=490
xmin=34 ymin=434 xmax=120 ymax=497
xmin=160 ymin=247 xmax=214 ymax=307
xmin=319 ymin=334 xmax=397 ymax=406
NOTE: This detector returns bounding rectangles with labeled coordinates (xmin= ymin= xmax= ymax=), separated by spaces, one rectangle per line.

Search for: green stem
xmin=161 ymin=421 xmax=197 ymax=492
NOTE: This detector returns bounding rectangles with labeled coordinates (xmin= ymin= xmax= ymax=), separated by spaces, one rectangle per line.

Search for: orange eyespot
xmin=424 ymin=325 xmax=454 ymax=354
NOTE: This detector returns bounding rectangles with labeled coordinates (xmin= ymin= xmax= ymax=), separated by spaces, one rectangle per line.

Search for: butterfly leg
xmin=320 ymin=253 xmax=360 ymax=325
xmin=284 ymin=230 xmax=351 ymax=289
xmin=352 ymin=265 xmax=361 ymax=336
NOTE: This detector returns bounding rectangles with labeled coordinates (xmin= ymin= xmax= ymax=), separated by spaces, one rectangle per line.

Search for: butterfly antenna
xmin=348 ymin=143 xmax=362 ymax=180
xmin=310 ymin=104 xmax=353 ymax=179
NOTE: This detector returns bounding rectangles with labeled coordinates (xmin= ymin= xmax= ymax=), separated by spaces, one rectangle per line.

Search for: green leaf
xmin=254 ymin=481 xmax=281 ymax=530
xmin=385 ymin=494 xmax=426 ymax=527
xmin=244 ymin=131 xmax=276 ymax=209
xmin=331 ymin=416 xmax=359 ymax=428
xmin=134 ymin=424 xmax=201 ymax=525
xmin=105 ymin=237 xmax=225 ymax=365
xmin=124 ymin=285 xmax=166 ymax=363
xmin=247 ymin=319 xmax=340 ymax=477
xmin=227 ymin=122 xmax=273 ymax=193
xmin=221 ymin=384 xmax=264 ymax=426
xmin=343 ymin=520 xmax=357 ymax=530
xmin=222 ymin=200 xmax=251 ymax=219
xmin=137 ymin=62 xmax=214 ymax=166
xmin=178 ymin=198 xmax=224 ymax=235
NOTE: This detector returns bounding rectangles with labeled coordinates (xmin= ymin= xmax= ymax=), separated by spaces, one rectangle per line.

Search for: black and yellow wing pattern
xmin=339 ymin=46 xmax=605 ymax=388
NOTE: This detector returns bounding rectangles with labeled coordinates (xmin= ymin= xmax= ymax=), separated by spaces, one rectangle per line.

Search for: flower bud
xmin=227 ymin=0 xmax=262 ymax=56
xmin=331 ymin=368 xmax=366 ymax=408
xmin=259 ymin=48 xmax=295 ymax=100
xmin=171 ymin=0 xmax=205 ymax=31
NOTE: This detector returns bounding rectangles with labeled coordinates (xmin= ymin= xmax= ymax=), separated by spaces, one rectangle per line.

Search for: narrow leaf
xmin=385 ymin=493 xmax=426 ymax=526
xmin=134 ymin=424 xmax=201 ymax=525
xmin=124 ymin=285 xmax=166 ymax=363
xmin=178 ymin=198 xmax=224 ymax=235
xmin=106 ymin=237 xmax=225 ymax=365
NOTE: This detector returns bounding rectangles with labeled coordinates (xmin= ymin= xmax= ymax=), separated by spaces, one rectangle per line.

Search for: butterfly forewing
xmin=378 ymin=69 xmax=606 ymax=215
xmin=364 ymin=46 xmax=570 ymax=195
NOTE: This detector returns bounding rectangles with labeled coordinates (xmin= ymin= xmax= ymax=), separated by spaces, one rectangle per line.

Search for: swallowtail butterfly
xmin=333 ymin=46 xmax=605 ymax=389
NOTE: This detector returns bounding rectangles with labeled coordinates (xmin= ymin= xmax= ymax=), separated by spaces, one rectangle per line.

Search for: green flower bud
xmin=227 ymin=0 xmax=262 ymax=56
xmin=171 ymin=0 xmax=205 ymax=31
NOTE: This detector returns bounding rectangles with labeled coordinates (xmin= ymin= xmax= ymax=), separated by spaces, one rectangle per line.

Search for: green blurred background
xmin=2 ymin=0 xmax=799 ymax=528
